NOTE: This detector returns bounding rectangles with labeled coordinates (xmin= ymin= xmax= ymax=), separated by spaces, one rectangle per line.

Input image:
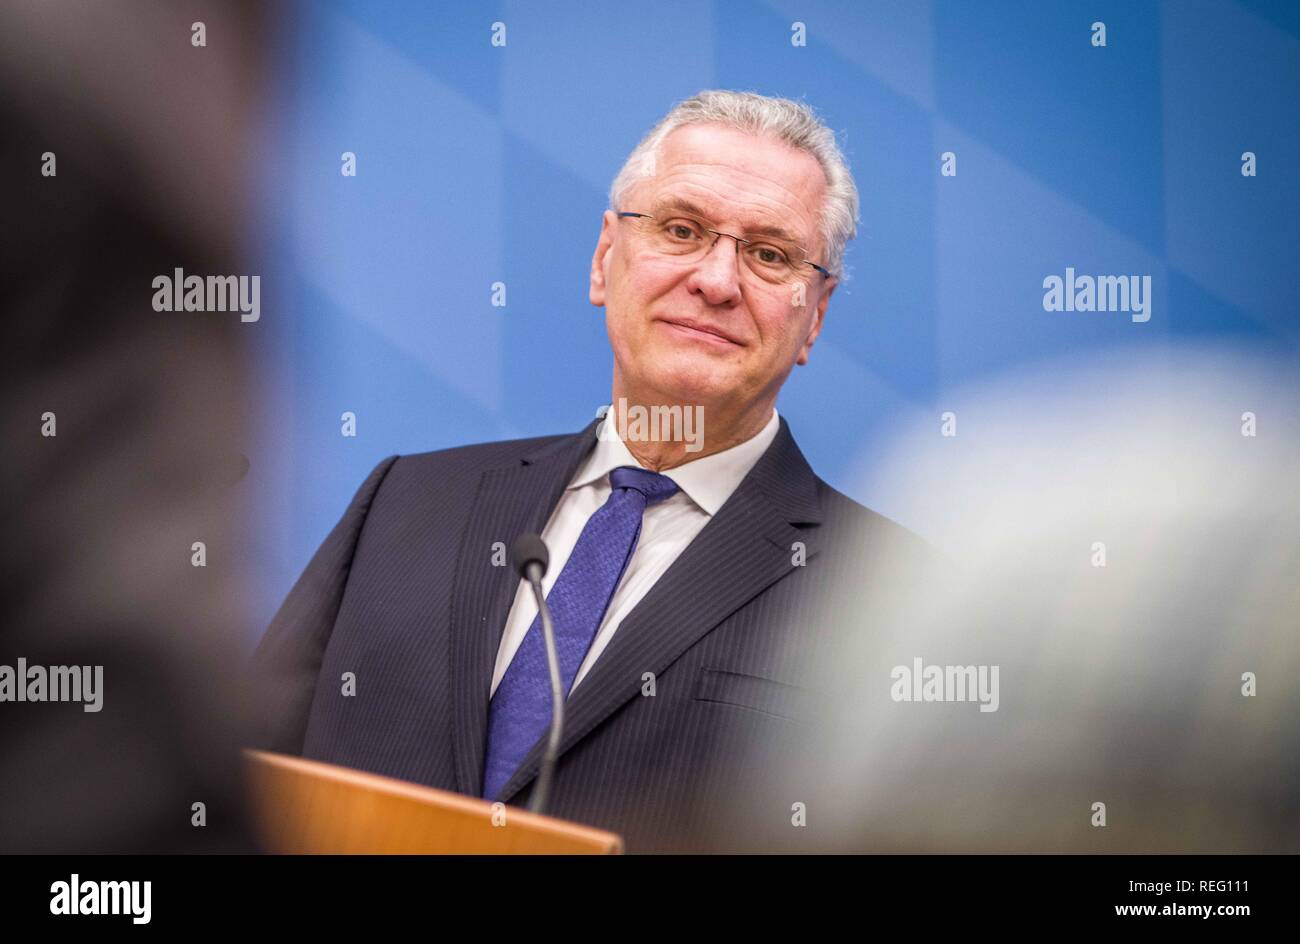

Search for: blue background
xmin=247 ymin=0 xmax=1299 ymax=631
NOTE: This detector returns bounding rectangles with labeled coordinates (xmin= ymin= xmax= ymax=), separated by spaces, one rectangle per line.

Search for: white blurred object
xmin=777 ymin=345 xmax=1300 ymax=852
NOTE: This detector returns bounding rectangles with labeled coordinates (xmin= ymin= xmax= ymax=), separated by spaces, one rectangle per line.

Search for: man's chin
xmin=631 ymin=358 xmax=739 ymax=406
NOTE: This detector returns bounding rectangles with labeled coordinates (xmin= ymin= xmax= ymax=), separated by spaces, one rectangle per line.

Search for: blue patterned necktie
xmin=481 ymin=465 xmax=680 ymax=801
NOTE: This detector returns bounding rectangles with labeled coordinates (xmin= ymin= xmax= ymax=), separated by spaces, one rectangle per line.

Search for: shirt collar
xmin=570 ymin=406 xmax=781 ymax=516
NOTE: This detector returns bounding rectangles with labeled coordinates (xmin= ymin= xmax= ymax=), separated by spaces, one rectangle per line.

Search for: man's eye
xmin=750 ymin=244 xmax=790 ymax=267
xmin=663 ymin=220 xmax=700 ymax=240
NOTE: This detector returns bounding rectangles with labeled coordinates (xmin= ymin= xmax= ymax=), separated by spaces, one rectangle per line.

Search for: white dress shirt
xmin=489 ymin=406 xmax=781 ymax=698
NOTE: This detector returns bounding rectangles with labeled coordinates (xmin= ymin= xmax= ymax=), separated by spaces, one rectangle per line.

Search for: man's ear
xmin=589 ymin=210 xmax=616 ymax=307
xmin=796 ymin=277 xmax=835 ymax=366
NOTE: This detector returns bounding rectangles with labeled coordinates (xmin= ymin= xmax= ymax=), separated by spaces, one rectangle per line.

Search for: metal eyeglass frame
xmin=616 ymin=211 xmax=831 ymax=282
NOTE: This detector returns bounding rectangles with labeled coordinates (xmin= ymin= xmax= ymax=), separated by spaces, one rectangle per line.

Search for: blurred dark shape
xmin=0 ymin=0 xmax=270 ymax=852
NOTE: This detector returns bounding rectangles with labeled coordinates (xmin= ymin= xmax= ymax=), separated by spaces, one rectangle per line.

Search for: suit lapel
xmin=495 ymin=415 xmax=825 ymax=805
xmin=448 ymin=417 xmax=602 ymax=797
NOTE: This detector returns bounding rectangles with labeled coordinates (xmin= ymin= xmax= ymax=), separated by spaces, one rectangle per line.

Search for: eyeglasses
xmin=616 ymin=211 xmax=830 ymax=285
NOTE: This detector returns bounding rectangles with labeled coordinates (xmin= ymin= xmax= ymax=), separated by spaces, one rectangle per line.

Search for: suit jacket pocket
xmin=693 ymin=668 xmax=810 ymax=723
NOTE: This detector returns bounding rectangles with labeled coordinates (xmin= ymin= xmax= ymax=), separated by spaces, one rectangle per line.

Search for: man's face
xmin=590 ymin=123 xmax=837 ymax=416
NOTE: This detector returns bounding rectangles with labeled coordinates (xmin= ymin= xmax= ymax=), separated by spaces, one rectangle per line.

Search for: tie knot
xmin=609 ymin=465 xmax=679 ymax=506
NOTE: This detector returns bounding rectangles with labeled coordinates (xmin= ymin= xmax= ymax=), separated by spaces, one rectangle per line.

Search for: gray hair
xmin=608 ymin=89 xmax=860 ymax=280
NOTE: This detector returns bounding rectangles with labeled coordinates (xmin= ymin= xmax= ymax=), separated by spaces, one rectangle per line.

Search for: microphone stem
xmin=526 ymin=566 xmax=564 ymax=815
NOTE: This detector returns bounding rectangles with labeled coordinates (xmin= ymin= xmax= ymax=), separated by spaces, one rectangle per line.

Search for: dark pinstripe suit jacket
xmin=249 ymin=414 xmax=937 ymax=852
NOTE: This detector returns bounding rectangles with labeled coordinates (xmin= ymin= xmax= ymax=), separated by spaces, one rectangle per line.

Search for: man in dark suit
xmin=250 ymin=90 xmax=937 ymax=852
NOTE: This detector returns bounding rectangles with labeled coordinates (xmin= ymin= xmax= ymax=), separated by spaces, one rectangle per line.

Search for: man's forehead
xmin=656 ymin=123 xmax=823 ymax=185
xmin=638 ymin=124 xmax=827 ymax=242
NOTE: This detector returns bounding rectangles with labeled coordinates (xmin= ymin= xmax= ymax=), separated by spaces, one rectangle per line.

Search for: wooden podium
xmin=244 ymin=750 xmax=623 ymax=854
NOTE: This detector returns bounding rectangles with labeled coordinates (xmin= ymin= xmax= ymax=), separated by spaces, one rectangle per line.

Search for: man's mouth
xmin=657 ymin=318 xmax=743 ymax=347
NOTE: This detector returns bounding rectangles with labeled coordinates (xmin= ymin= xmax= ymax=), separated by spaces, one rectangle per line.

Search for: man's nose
xmin=687 ymin=232 xmax=743 ymax=303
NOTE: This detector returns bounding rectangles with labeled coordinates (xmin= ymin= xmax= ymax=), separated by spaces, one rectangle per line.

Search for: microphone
xmin=509 ymin=532 xmax=549 ymax=585
xmin=508 ymin=533 xmax=563 ymax=816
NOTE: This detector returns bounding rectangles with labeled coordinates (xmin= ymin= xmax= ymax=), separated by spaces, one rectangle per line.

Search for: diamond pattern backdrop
xmin=247 ymin=0 xmax=1299 ymax=632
